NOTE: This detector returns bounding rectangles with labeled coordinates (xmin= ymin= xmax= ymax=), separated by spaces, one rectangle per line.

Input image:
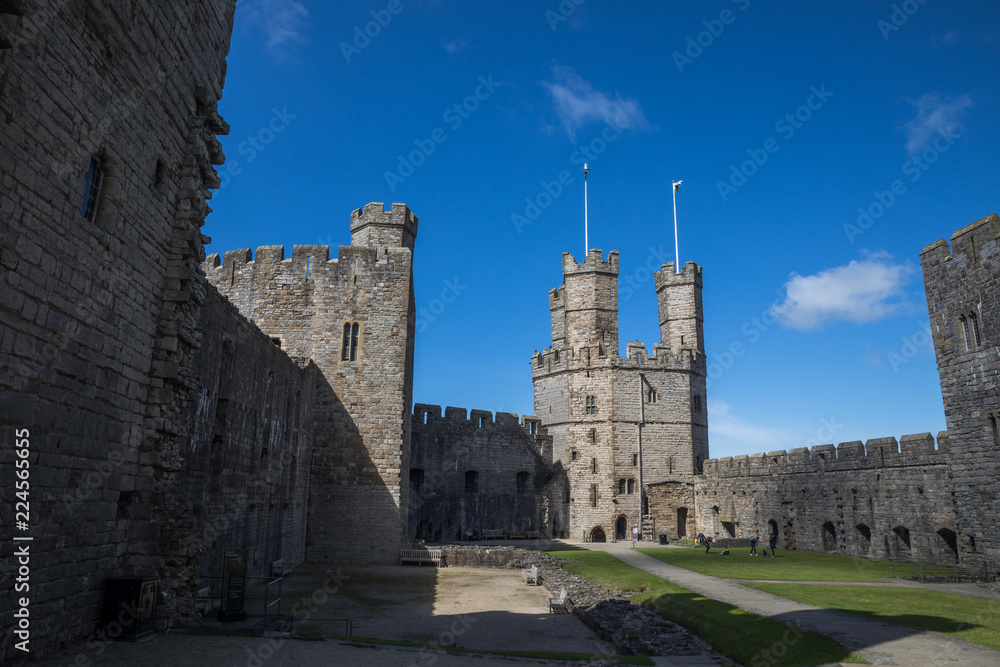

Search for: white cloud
xmin=541 ymin=66 xmax=649 ymax=141
xmin=242 ymin=0 xmax=309 ymax=56
xmin=901 ymin=92 xmax=972 ymax=155
xmin=708 ymin=401 xmax=799 ymax=452
xmin=441 ymin=38 xmax=467 ymax=54
xmin=771 ymin=253 xmax=914 ymax=331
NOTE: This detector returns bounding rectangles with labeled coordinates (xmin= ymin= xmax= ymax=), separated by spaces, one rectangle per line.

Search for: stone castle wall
xmin=686 ymin=213 xmax=999 ymax=569
xmin=694 ymin=434 xmax=958 ymax=563
xmin=0 ymin=0 xmax=323 ymax=660
xmin=205 ymin=203 xmax=418 ymax=564
xmin=408 ymin=405 xmax=566 ymax=540
xmin=921 ymin=213 xmax=1000 ymax=566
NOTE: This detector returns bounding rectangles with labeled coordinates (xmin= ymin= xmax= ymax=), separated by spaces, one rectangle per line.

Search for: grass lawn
xmin=548 ymin=550 xmax=868 ymax=667
xmin=320 ymin=634 xmax=654 ymax=665
xmin=637 ymin=546 xmax=896 ymax=582
xmin=745 ymin=584 xmax=1000 ymax=653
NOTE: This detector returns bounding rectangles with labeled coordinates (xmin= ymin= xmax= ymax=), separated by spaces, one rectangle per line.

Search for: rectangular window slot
xmin=80 ymin=156 xmax=104 ymax=222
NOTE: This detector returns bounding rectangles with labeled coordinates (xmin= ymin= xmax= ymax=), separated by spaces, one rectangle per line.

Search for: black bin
xmin=659 ymin=534 xmax=668 ymax=545
xmin=103 ymin=577 xmax=157 ymax=641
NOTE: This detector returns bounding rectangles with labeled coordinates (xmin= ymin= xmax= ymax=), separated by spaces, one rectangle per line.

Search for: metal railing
xmin=197 ymin=575 xmax=284 ymax=623
xmin=196 ymin=575 xmax=355 ymax=637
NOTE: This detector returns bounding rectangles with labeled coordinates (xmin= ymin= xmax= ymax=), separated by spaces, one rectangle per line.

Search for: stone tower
xmin=920 ymin=212 xmax=1000 ymax=568
xmin=206 ymin=202 xmax=418 ymax=563
xmin=532 ymin=251 xmax=707 ymax=541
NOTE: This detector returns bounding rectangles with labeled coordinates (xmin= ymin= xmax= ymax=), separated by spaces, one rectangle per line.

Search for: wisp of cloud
xmin=542 ymin=65 xmax=649 ymax=141
xmin=901 ymin=92 xmax=972 ymax=155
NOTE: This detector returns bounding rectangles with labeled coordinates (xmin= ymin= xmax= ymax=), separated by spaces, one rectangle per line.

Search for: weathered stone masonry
xmin=0 ymin=1 xmax=317 ymax=660
xmin=921 ymin=213 xmax=999 ymax=567
xmin=408 ymin=404 xmax=567 ymax=541
xmin=692 ymin=212 xmax=999 ymax=569
xmin=205 ymin=203 xmax=418 ymax=564
xmin=694 ymin=433 xmax=957 ymax=562
xmin=532 ymin=251 xmax=708 ymax=543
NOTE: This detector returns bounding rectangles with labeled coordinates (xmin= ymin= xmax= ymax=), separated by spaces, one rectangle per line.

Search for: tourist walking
xmin=704 ymin=535 xmax=713 ymax=554
xmin=769 ymin=532 xmax=777 ymax=555
xmin=749 ymin=533 xmax=758 ymax=556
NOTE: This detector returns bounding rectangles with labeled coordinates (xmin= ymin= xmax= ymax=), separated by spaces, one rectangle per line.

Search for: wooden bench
xmin=524 ymin=530 xmax=541 ymax=539
xmin=400 ymin=549 xmax=446 ymax=567
xmin=482 ymin=529 xmax=505 ymax=540
xmin=507 ymin=530 xmax=525 ymax=540
xmin=548 ymin=587 xmax=570 ymax=613
xmin=521 ymin=564 xmax=539 ymax=585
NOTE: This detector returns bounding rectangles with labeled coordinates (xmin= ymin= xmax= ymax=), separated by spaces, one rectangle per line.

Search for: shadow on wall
xmin=307 ymin=374 xmax=403 ymax=563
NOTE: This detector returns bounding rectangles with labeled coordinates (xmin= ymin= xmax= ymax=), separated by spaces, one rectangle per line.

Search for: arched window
xmin=822 ymin=522 xmax=836 ymax=552
xmin=464 ymin=470 xmax=479 ymax=493
xmin=856 ymin=524 xmax=872 ymax=553
xmin=937 ymin=528 xmax=958 ymax=560
xmin=893 ymin=526 xmax=911 ymax=552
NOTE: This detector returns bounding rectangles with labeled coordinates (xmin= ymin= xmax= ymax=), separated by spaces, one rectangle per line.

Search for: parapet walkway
xmin=582 ymin=542 xmax=1000 ymax=667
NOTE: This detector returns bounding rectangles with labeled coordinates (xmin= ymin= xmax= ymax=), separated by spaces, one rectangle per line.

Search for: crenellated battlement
xmin=204 ymin=241 xmax=412 ymax=290
xmin=653 ymin=261 xmax=703 ymax=290
xmin=700 ymin=432 xmax=950 ymax=478
xmin=531 ymin=340 xmax=700 ymax=377
xmin=562 ymin=249 xmax=619 ymax=276
xmin=413 ymin=403 xmax=545 ymax=435
xmin=350 ymin=202 xmax=418 ymax=251
xmin=920 ymin=212 xmax=999 ymax=267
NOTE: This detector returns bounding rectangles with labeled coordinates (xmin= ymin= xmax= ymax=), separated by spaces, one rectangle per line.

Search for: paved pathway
xmin=581 ymin=542 xmax=1000 ymax=666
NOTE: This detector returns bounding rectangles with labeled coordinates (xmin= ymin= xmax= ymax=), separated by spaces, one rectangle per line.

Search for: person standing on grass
xmin=704 ymin=535 xmax=713 ymax=554
xmin=769 ymin=532 xmax=777 ymax=555
xmin=749 ymin=533 xmax=758 ymax=556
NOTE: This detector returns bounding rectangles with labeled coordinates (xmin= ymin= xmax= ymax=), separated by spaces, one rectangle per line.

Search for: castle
xmin=0 ymin=1 xmax=997 ymax=662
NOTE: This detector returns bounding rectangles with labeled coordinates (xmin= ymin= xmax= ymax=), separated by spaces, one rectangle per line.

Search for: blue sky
xmin=207 ymin=0 xmax=1000 ymax=459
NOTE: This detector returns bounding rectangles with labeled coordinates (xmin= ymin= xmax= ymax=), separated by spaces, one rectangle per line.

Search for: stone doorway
xmin=590 ymin=526 xmax=606 ymax=543
xmin=677 ymin=507 xmax=688 ymax=537
xmin=615 ymin=516 xmax=627 ymax=541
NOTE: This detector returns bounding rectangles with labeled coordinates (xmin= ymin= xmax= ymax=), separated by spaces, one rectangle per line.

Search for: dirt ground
xmin=282 ymin=563 xmax=615 ymax=654
xmin=30 ymin=564 xmax=617 ymax=666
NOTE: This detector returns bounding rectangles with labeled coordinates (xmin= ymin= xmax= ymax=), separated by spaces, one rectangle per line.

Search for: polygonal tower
xmin=920 ymin=212 xmax=1000 ymax=567
xmin=532 ymin=250 xmax=707 ymax=542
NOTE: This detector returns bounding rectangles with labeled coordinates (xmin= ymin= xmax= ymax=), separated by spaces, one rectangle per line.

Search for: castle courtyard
xmin=2 ymin=1 xmax=999 ymax=665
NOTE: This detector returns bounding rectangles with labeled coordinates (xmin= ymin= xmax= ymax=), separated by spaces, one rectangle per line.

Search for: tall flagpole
xmin=584 ymin=163 xmax=589 ymax=257
xmin=672 ymin=179 xmax=683 ymax=274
